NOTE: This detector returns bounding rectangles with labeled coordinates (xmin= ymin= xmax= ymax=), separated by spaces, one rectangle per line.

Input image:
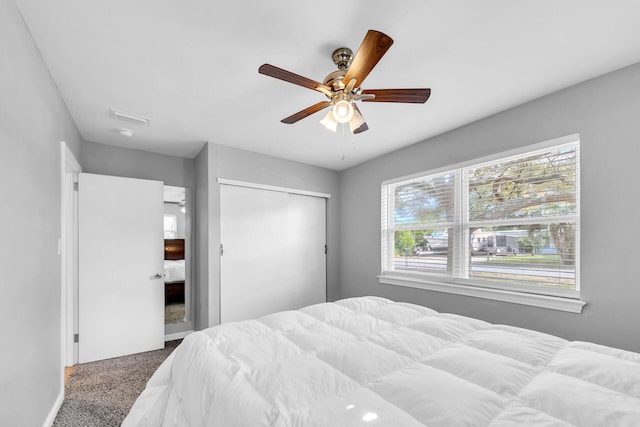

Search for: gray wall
xmin=203 ymin=143 xmax=341 ymax=327
xmin=81 ymin=140 xmax=196 ymax=189
xmin=81 ymin=141 xmax=341 ymax=332
xmin=0 ymin=0 xmax=83 ymax=425
xmin=339 ymin=61 xmax=640 ymax=353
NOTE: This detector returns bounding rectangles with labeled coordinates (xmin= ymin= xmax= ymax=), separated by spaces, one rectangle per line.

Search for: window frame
xmin=379 ymin=134 xmax=585 ymax=313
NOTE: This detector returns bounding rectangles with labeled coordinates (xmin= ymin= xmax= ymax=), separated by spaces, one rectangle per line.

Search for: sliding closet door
xmin=220 ymin=184 xmax=327 ymax=323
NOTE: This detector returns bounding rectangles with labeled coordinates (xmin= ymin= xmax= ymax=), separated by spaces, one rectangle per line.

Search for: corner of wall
xmin=194 ymin=143 xmax=210 ymax=330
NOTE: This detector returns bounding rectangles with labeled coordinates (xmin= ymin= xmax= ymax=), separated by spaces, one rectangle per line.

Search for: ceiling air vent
xmin=109 ymin=108 xmax=151 ymax=126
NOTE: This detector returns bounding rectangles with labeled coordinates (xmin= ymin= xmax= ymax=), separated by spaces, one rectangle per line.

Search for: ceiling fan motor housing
xmin=323 ymin=70 xmax=347 ymax=92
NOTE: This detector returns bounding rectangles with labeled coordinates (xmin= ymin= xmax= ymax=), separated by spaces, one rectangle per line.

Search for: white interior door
xmin=220 ymin=184 xmax=327 ymax=323
xmin=79 ymin=173 xmax=165 ymax=363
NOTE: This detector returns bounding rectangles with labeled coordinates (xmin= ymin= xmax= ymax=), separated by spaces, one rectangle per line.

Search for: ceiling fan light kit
xmin=333 ymin=99 xmax=354 ymax=123
xmin=258 ymin=30 xmax=431 ymax=135
xmin=319 ymin=110 xmax=338 ymax=132
xmin=348 ymin=107 xmax=366 ymax=133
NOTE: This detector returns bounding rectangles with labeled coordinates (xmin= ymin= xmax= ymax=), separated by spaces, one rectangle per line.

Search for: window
xmin=164 ymin=214 xmax=177 ymax=239
xmin=380 ymin=135 xmax=583 ymax=312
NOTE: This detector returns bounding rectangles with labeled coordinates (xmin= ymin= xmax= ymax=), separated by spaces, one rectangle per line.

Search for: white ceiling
xmin=14 ymin=0 xmax=640 ymax=171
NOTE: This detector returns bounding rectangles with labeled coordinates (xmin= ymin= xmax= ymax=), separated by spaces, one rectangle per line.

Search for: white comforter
xmin=163 ymin=259 xmax=185 ymax=283
xmin=123 ymin=297 xmax=640 ymax=426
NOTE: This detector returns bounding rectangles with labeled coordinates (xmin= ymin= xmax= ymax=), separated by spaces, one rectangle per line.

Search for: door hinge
xmin=324 ymin=244 xmax=327 ymax=255
xmin=74 ymin=333 xmax=79 ymax=343
xmin=219 ymin=243 xmax=224 ymax=256
xmin=73 ymin=182 xmax=79 ymax=192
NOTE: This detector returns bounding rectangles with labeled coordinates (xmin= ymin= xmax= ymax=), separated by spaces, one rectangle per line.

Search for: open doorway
xmin=163 ymin=186 xmax=194 ymax=339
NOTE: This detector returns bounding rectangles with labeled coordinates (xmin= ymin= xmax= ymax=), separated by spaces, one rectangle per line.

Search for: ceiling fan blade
xmin=361 ymin=88 xmax=431 ymax=103
xmin=343 ymin=30 xmax=394 ymax=88
xmin=259 ymin=64 xmax=332 ymax=94
xmin=281 ymin=101 xmax=331 ymax=124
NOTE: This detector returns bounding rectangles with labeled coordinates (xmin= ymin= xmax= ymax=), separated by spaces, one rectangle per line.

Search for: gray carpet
xmin=54 ymin=340 xmax=181 ymax=427
xmin=165 ymin=303 xmax=185 ymax=324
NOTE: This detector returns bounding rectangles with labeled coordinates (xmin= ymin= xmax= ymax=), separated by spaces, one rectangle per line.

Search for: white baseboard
xmin=43 ymin=389 xmax=64 ymax=427
xmin=165 ymin=330 xmax=194 ymax=341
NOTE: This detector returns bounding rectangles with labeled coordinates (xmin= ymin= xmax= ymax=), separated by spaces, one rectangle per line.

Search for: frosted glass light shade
xmin=319 ymin=110 xmax=338 ymax=132
xmin=333 ymin=100 xmax=354 ymax=123
xmin=348 ymin=108 xmax=365 ymax=133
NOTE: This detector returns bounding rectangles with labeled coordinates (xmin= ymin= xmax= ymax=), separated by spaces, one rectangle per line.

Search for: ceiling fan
xmin=258 ymin=30 xmax=431 ymax=134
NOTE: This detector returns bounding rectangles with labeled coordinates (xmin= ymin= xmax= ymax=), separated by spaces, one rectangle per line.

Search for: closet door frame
xmin=218 ymin=179 xmax=331 ymax=200
xmin=218 ymin=178 xmax=330 ymax=323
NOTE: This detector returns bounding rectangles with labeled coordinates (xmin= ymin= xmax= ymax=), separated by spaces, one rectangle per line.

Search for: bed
xmin=164 ymin=239 xmax=185 ymax=304
xmin=123 ymin=296 xmax=640 ymax=426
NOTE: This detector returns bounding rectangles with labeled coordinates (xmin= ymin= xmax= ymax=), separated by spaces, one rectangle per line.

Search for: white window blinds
xmin=382 ymin=136 xmax=580 ymax=296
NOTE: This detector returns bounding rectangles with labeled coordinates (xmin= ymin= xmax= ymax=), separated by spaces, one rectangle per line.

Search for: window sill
xmin=378 ymin=274 xmax=586 ymax=314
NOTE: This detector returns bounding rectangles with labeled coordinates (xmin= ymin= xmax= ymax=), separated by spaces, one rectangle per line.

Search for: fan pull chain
xmin=341 ymin=123 xmax=345 ymax=160
xmin=351 ymin=128 xmax=356 ymax=152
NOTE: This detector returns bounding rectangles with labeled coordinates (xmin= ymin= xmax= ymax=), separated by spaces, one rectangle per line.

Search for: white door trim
xmin=217 ymin=178 xmax=331 ymax=199
xmin=60 ymin=141 xmax=81 ymax=375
